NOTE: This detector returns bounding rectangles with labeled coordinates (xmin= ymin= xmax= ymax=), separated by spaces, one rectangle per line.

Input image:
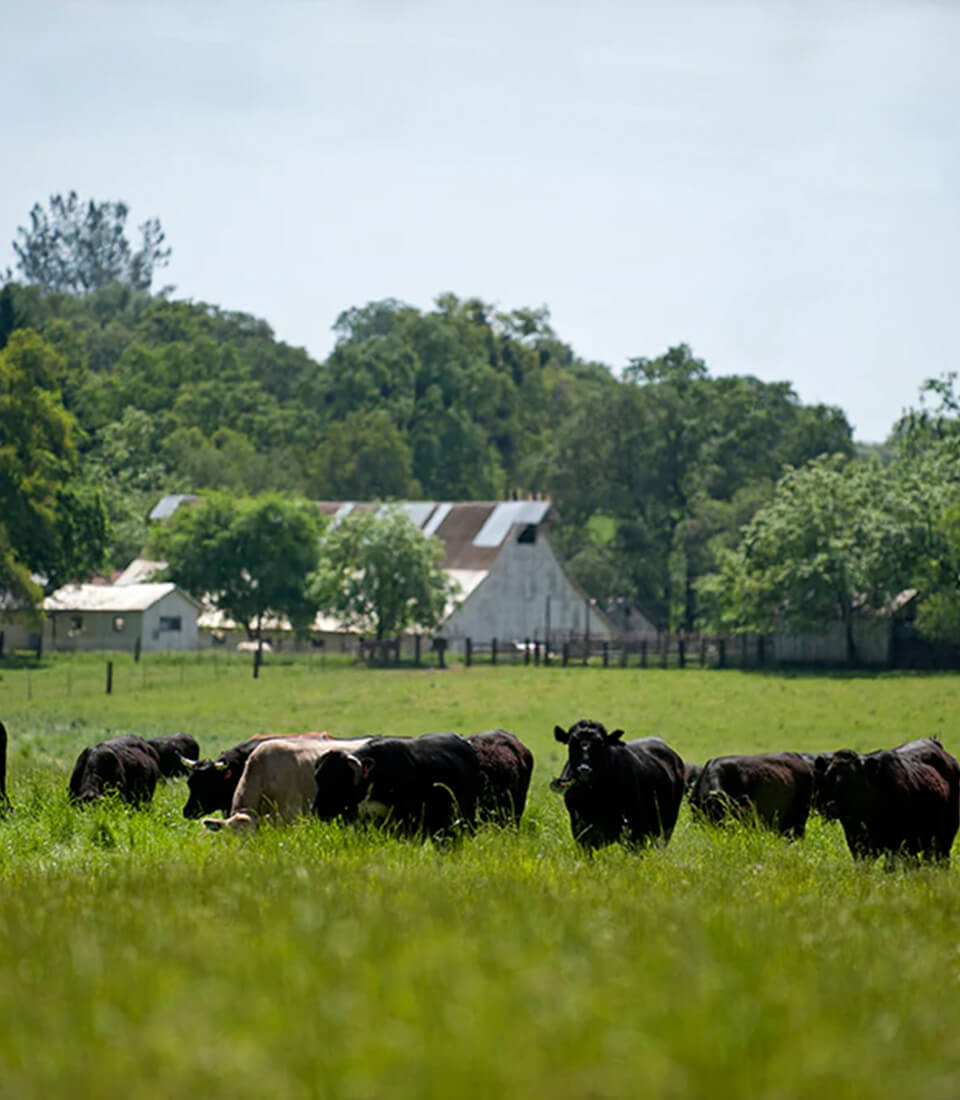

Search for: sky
xmin=2 ymin=0 xmax=957 ymax=442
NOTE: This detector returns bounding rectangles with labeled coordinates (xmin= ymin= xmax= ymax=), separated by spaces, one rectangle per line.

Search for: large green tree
xmin=699 ymin=455 xmax=950 ymax=663
xmin=0 ymin=329 xmax=107 ymax=607
xmin=151 ymin=493 xmax=323 ymax=638
xmin=308 ymin=506 xmax=456 ymax=642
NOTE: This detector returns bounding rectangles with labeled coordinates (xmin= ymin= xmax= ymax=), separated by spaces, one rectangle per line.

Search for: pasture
xmin=1 ymin=655 xmax=959 ymax=1099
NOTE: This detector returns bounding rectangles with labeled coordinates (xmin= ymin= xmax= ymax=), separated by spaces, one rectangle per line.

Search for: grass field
xmin=1 ymin=654 xmax=959 ymax=1099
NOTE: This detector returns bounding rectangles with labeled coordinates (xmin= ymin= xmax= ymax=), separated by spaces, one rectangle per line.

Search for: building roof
xmin=315 ymin=500 xmax=552 ymax=571
xmin=148 ymin=494 xmax=200 ymax=522
xmin=44 ymin=583 xmax=202 ymax=613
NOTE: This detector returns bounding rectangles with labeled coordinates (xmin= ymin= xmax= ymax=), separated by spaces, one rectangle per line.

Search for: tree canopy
xmin=308 ymin=507 xmax=457 ymax=641
xmin=151 ymin=493 xmax=323 ymax=637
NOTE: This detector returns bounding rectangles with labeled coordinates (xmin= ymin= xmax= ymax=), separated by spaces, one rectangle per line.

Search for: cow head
xmin=553 ymin=720 xmax=624 ymax=788
xmin=818 ymin=749 xmax=889 ymax=819
xmin=313 ymin=752 xmax=367 ymax=821
xmin=182 ymin=758 xmax=237 ymax=818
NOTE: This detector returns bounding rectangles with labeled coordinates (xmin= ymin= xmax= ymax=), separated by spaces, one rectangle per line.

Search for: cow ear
xmin=606 ymin=729 xmax=625 ymax=744
xmin=554 ymin=726 xmax=569 ymax=744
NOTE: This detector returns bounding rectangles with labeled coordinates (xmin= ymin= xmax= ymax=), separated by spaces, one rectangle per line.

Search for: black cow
xmin=180 ymin=731 xmax=331 ymax=818
xmin=688 ymin=752 xmax=814 ymax=837
xmin=683 ymin=760 xmax=702 ymax=794
xmin=818 ymin=738 xmax=960 ymax=866
xmin=0 ymin=720 xmax=8 ymax=811
xmin=68 ymin=735 xmax=160 ymax=806
xmin=146 ymin=733 xmax=201 ymax=779
xmin=313 ymin=732 xmax=480 ymax=838
xmin=467 ymin=729 xmax=534 ymax=826
xmin=551 ymin=719 xmax=685 ymax=851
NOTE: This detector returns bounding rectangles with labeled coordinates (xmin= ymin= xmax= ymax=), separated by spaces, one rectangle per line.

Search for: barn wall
xmin=442 ymin=533 xmax=615 ymax=646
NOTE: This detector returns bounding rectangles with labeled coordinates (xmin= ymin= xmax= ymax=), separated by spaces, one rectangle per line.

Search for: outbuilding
xmin=44 ymin=583 xmax=202 ymax=653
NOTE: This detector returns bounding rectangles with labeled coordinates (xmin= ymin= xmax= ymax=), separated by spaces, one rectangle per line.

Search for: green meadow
xmin=1 ymin=654 xmax=959 ymax=1099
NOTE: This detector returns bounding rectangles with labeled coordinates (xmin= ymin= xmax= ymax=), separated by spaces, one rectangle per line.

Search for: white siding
xmin=442 ymin=533 xmax=614 ymax=644
xmin=141 ymin=590 xmax=200 ymax=651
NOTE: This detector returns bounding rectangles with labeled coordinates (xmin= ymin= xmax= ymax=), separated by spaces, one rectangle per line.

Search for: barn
xmin=316 ymin=500 xmax=626 ymax=649
xmin=43 ymin=583 xmax=202 ymax=653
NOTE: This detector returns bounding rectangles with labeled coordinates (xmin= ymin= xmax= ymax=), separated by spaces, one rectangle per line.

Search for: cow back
xmin=689 ymin=752 xmax=814 ymax=836
xmin=466 ymin=729 xmax=534 ymax=825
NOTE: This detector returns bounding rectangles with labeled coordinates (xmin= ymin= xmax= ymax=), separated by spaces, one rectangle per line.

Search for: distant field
xmin=1 ymin=656 xmax=959 ymax=1099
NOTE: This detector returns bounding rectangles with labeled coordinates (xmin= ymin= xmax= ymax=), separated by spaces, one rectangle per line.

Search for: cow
xmin=68 ymin=735 xmax=160 ymax=806
xmin=817 ymin=738 xmax=960 ymax=866
xmin=551 ymin=719 xmax=685 ymax=851
xmin=683 ymin=760 xmax=702 ymax=794
xmin=180 ymin=731 xmax=331 ymax=818
xmin=687 ymin=752 xmax=815 ymax=837
xmin=0 ymin=720 xmax=8 ymax=811
xmin=146 ymin=733 xmax=201 ymax=779
xmin=203 ymin=736 xmax=369 ymax=834
xmin=312 ymin=732 xmax=480 ymax=839
xmin=467 ymin=729 xmax=534 ymax=826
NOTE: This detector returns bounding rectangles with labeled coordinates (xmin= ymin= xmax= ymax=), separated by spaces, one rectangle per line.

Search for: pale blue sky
xmin=3 ymin=0 xmax=957 ymax=441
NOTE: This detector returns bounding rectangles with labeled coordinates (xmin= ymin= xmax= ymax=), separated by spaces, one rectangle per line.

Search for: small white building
xmin=44 ymin=583 xmax=201 ymax=653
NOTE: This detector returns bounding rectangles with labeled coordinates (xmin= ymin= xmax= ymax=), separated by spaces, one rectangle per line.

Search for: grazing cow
xmin=0 ymin=720 xmax=8 ymax=810
xmin=313 ymin=733 xmax=480 ymax=838
xmin=688 ymin=752 xmax=815 ymax=837
xmin=551 ymin=719 xmax=685 ymax=851
xmin=203 ymin=736 xmax=369 ymax=834
xmin=146 ymin=733 xmax=201 ymax=779
xmin=818 ymin=738 xmax=960 ymax=865
xmin=68 ymin=735 xmax=160 ymax=806
xmin=181 ymin=731 xmax=331 ymax=818
xmin=467 ymin=729 xmax=534 ymax=826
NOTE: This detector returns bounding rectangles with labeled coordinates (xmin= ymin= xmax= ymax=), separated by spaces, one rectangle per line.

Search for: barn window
xmin=70 ymin=615 xmax=83 ymax=632
xmin=517 ymin=524 xmax=537 ymax=544
xmin=112 ymin=616 xmax=126 ymax=633
xmin=158 ymin=616 xmax=182 ymax=632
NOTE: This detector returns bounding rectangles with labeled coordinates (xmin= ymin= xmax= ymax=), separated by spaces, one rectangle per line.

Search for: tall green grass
xmin=1 ymin=659 xmax=959 ymax=1098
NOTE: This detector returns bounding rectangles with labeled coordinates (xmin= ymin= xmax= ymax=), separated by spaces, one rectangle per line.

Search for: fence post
xmin=134 ymin=637 xmax=141 ymax=663
xmin=603 ymin=641 xmax=609 ymax=668
xmin=544 ymin=639 xmax=551 ymax=667
xmin=492 ymin=638 xmax=498 ymax=665
xmin=106 ymin=660 xmax=113 ymax=694
xmin=719 ymin=638 xmax=726 ymax=669
xmin=534 ymin=641 xmax=541 ymax=666
xmin=758 ymin=634 xmax=766 ymax=667
xmin=415 ymin=634 xmax=422 ymax=667
xmin=253 ymin=642 xmax=262 ymax=678
xmin=641 ymin=640 xmax=648 ymax=669
xmin=434 ymin=638 xmax=446 ymax=669
xmin=394 ymin=638 xmax=401 ymax=665
xmin=661 ymin=634 xmax=669 ymax=669
xmin=678 ymin=637 xmax=686 ymax=669
xmin=465 ymin=638 xmax=472 ymax=667
xmin=562 ymin=642 xmax=569 ymax=667
xmin=524 ymin=638 xmax=531 ymax=666
xmin=700 ymin=637 xmax=706 ymax=668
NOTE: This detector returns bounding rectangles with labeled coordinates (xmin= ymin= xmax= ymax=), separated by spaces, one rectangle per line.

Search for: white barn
xmin=316 ymin=500 xmax=625 ymax=648
xmin=43 ymin=583 xmax=201 ymax=653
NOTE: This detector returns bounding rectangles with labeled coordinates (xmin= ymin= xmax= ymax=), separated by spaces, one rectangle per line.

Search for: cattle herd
xmin=1 ymin=717 xmax=958 ymax=867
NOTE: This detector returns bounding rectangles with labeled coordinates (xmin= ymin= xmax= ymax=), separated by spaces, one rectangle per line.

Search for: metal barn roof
xmin=45 ymin=583 xmax=201 ymax=613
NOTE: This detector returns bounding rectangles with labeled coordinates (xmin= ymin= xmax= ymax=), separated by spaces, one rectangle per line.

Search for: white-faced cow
xmin=312 ymin=733 xmax=480 ymax=839
xmin=467 ymin=729 xmax=534 ymax=826
xmin=551 ymin=719 xmax=685 ymax=851
xmin=817 ymin=738 xmax=960 ymax=866
xmin=202 ymin=736 xmax=369 ymax=834
xmin=68 ymin=735 xmax=160 ymax=806
xmin=181 ymin=731 xmax=331 ymax=819
xmin=688 ymin=752 xmax=815 ymax=837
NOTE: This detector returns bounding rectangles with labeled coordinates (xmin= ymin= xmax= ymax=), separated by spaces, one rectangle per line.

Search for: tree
xmin=699 ymin=455 xmax=943 ymax=663
xmin=304 ymin=409 xmax=421 ymax=500
xmin=0 ymin=329 xmax=107 ymax=606
xmin=308 ymin=506 xmax=457 ymax=643
xmin=5 ymin=192 xmax=171 ymax=294
xmin=151 ymin=493 xmax=323 ymax=637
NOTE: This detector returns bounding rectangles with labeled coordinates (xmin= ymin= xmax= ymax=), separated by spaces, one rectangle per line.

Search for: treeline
xmin=7 ymin=191 xmax=960 ymax=645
